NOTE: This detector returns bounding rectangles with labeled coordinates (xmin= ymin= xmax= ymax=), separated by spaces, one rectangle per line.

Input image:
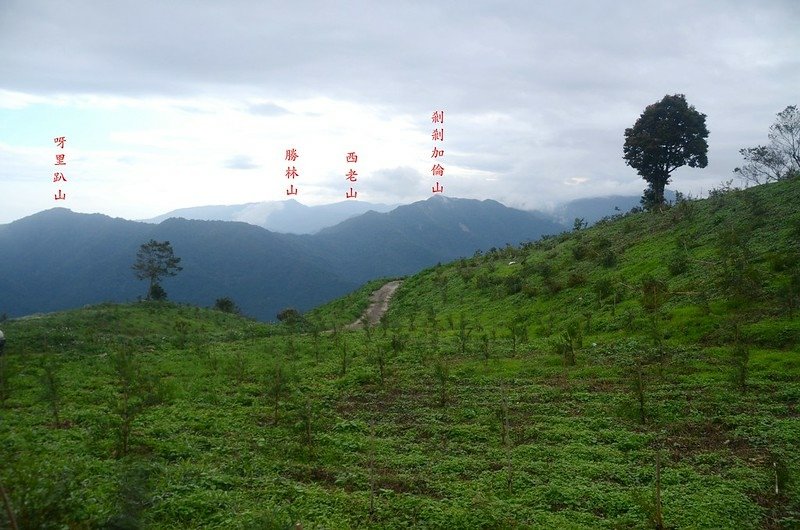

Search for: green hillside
xmin=1 ymin=179 xmax=799 ymax=529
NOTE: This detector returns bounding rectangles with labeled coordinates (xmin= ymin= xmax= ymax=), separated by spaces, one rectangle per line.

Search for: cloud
xmin=0 ymin=1 xmax=799 ymax=223
xmin=248 ymin=102 xmax=290 ymax=116
xmin=223 ymin=155 xmax=259 ymax=170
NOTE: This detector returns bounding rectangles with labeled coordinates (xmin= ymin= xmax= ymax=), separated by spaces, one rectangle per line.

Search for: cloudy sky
xmin=1 ymin=0 xmax=798 ymax=224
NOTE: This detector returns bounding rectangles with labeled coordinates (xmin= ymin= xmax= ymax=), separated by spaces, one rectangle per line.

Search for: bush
xmin=599 ymin=249 xmax=617 ymax=268
xmin=667 ymin=237 xmax=690 ymax=276
xmin=521 ymin=281 xmax=539 ymax=298
xmin=504 ymin=275 xmax=523 ymax=295
xmin=544 ymin=277 xmax=563 ymax=295
xmin=571 ymin=243 xmax=590 ymax=261
xmin=214 ymin=297 xmax=241 ymax=315
xmin=567 ymin=272 xmax=587 ymax=288
xmin=593 ymin=277 xmax=614 ymax=301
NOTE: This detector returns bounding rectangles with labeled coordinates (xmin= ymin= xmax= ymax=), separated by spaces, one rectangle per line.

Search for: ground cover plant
xmin=1 ymin=178 xmax=799 ymax=528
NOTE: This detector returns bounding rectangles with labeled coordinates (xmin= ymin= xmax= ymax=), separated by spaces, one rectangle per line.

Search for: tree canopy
xmin=132 ymin=240 xmax=183 ymax=301
xmin=734 ymin=105 xmax=800 ymax=185
xmin=623 ymin=94 xmax=709 ymax=208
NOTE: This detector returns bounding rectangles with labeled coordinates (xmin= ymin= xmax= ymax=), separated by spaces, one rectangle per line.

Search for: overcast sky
xmin=1 ymin=0 xmax=798 ymax=224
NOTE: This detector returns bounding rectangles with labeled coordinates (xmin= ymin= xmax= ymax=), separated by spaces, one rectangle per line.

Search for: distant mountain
xmin=142 ymin=199 xmax=397 ymax=234
xmin=0 ymin=208 xmax=357 ymax=321
xmin=295 ymin=195 xmax=565 ymax=281
xmin=1 ymin=197 xmax=564 ymax=321
xmin=554 ymin=190 xmax=677 ymax=226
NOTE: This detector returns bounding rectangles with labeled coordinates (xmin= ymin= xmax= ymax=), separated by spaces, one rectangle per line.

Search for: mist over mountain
xmin=142 ymin=192 xmax=665 ymax=236
xmin=142 ymin=199 xmax=397 ymax=234
xmin=553 ymin=190 xmax=677 ymax=226
xmin=1 ymin=196 xmax=564 ymax=320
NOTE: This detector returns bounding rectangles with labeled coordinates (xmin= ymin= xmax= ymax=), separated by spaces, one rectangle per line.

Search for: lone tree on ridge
xmin=132 ymin=240 xmax=183 ymax=301
xmin=623 ymin=94 xmax=709 ymax=208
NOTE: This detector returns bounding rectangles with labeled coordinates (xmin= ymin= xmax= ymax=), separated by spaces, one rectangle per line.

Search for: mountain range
xmin=139 ymin=192 xmax=671 ymax=234
xmin=1 ymin=196 xmax=564 ymax=321
xmin=141 ymin=199 xmax=398 ymax=234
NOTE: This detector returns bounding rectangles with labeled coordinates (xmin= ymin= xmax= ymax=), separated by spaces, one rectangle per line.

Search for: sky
xmin=1 ymin=0 xmax=798 ymax=224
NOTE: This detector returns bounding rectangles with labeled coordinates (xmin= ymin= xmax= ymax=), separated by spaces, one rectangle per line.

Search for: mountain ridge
xmin=1 ymin=196 xmax=564 ymax=320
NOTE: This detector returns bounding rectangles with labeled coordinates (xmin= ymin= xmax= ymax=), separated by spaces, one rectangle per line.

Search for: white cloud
xmin=0 ymin=1 xmax=798 ymax=222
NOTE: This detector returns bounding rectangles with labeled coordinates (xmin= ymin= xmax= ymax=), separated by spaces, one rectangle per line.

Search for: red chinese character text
xmin=53 ymin=172 xmax=67 ymax=182
xmin=345 ymin=169 xmax=358 ymax=182
xmin=431 ymin=110 xmax=444 ymax=123
xmin=286 ymin=166 xmax=299 ymax=179
xmin=286 ymin=184 xmax=298 ymax=195
xmin=431 ymin=147 xmax=444 ymax=158
xmin=54 ymin=189 xmax=67 ymax=200
xmin=54 ymin=136 xmax=66 ymax=148
xmin=346 ymin=151 xmax=358 ymax=163
xmin=55 ymin=154 xmax=66 ymax=165
xmin=346 ymin=187 xmax=357 ymax=199
xmin=285 ymin=148 xmax=299 ymax=161
xmin=432 ymin=182 xmax=444 ymax=193
xmin=432 ymin=128 xmax=444 ymax=141
xmin=431 ymin=163 xmax=445 ymax=177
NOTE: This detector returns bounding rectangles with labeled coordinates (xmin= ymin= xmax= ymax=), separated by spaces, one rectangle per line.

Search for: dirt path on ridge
xmin=344 ymin=280 xmax=403 ymax=330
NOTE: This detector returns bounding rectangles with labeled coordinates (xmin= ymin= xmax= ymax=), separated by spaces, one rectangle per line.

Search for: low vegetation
xmin=1 ymin=178 xmax=799 ymax=528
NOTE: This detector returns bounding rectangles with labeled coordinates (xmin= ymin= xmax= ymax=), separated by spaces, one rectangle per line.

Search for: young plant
xmin=111 ymin=345 xmax=169 ymax=458
xmin=559 ymin=320 xmax=582 ymax=367
xmin=480 ymin=332 xmax=491 ymax=364
xmin=631 ymin=355 xmax=647 ymax=424
xmin=293 ymin=392 xmax=315 ymax=453
xmin=366 ymin=421 xmax=378 ymax=521
xmin=373 ymin=344 xmax=387 ymax=385
xmin=731 ymin=323 xmax=750 ymax=392
xmin=456 ymin=313 xmax=472 ymax=355
xmin=39 ymin=357 xmax=61 ymax=427
xmin=230 ymin=350 xmax=249 ymax=384
xmin=339 ymin=333 xmax=349 ymax=376
xmin=433 ymin=357 xmax=449 ymax=407
xmin=0 ymin=356 xmax=12 ymax=408
xmin=497 ymin=383 xmax=514 ymax=494
xmin=104 ymin=459 xmax=153 ymax=530
xmin=265 ymin=359 xmax=290 ymax=426
xmin=172 ymin=319 xmax=190 ymax=348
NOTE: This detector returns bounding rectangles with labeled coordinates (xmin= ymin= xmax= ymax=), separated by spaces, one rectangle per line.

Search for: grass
xmin=1 ymin=179 xmax=799 ymax=528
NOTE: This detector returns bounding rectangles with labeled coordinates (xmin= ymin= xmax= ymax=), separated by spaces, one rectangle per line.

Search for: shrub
xmin=593 ymin=277 xmax=614 ymax=301
xmin=599 ymin=249 xmax=617 ymax=268
xmin=504 ymin=274 xmax=522 ymax=295
xmin=667 ymin=237 xmax=690 ymax=276
xmin=567 ymin=271 xmax=587 ymax=288
xmin=214 ymin=297 xmax=241 ymax=314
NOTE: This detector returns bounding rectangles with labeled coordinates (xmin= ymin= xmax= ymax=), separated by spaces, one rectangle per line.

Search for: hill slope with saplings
xmin=0 ymin=178 xmax=798 ymax=528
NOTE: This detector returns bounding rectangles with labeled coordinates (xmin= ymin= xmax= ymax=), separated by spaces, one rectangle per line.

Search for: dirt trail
xmin=344 ymin=280 xmax=403 ymax=330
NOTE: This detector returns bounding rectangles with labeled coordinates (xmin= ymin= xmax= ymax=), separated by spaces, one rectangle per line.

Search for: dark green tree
xmin=214 ymin=297 xmax=241 ymax=315
xmin=624 ymin=94 xmax=709 ymax=207
xmin=276 ymin=308 xmax=302 ymax=326
xmin=132 ymin=240 xmax=182 ymax=301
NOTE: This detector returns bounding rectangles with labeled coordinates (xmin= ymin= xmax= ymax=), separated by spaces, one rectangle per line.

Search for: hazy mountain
xmin=554 ymin=190 xmax=677 ymax=226
xmin=1 ymin=197 xmax=564 ymax=321
xmin=141 ymin=192 xmax=678 ymax=236
xmin=296 ymin=195 xmax=565 ymax=281
xmin=142 ymin=199 xmax=397 ymax=234
xmin=0 ymin=208 xmax=358 ymax=321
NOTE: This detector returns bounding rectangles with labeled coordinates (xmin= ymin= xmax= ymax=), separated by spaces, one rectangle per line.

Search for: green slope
xmin=0 ymin=179 xmax=798 ymax=529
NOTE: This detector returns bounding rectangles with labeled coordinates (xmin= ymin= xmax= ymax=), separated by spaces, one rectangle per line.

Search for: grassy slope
xmin=0 ymin=180 xmax=798 ymax=529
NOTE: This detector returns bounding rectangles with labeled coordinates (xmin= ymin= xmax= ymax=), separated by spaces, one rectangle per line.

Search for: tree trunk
xmin=654 ymin=179 xmax=666 ymax=208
